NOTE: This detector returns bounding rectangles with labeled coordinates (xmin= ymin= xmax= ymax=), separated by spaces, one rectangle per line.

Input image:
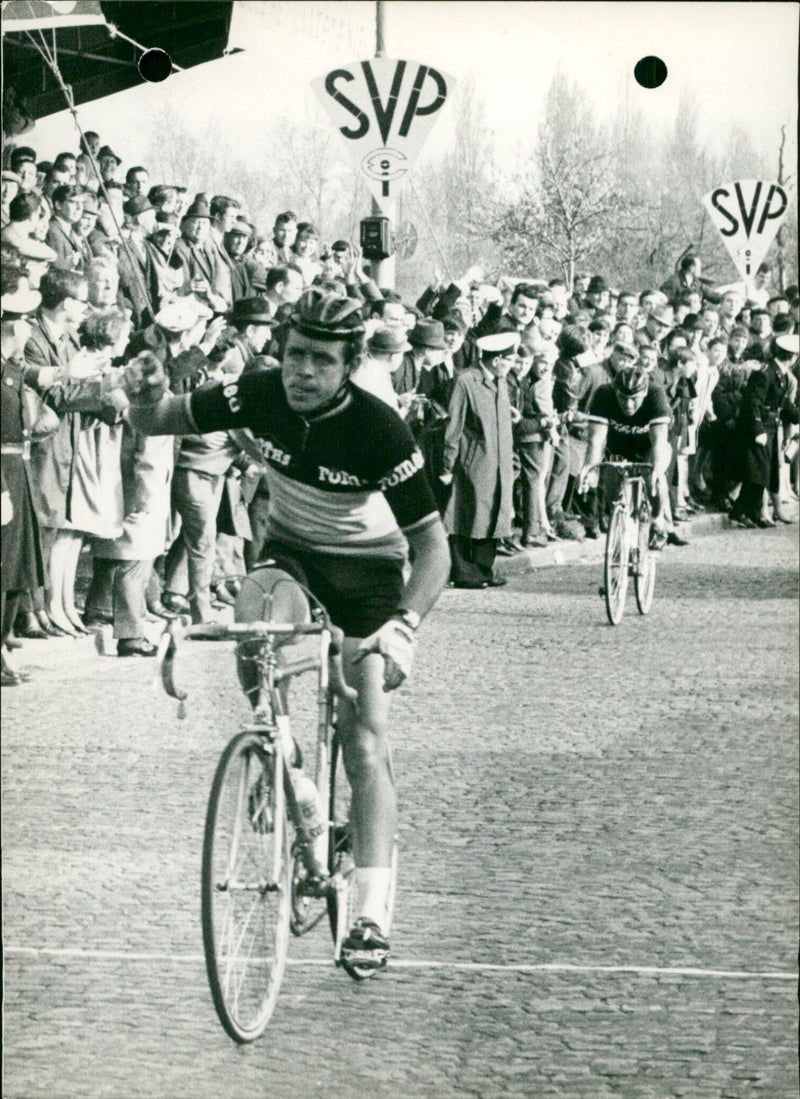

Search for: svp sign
xmin=312 ymin=58 xmax=455 ymax=209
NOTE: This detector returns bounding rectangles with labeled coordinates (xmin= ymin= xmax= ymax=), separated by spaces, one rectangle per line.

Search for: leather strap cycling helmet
xmin=613 ymin=366 xmax=649 ymax=397
xmin=290 ymin=287 xmax=365 ymax=341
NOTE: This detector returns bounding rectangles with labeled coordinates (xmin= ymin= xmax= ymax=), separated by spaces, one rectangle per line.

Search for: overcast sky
xmin=27 ymin=1 xmax=799 ymax=176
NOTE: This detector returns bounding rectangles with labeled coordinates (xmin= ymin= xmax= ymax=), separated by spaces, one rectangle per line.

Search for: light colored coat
xmin=442 ymin=365 xmax=514 ymax=539
xmin=93 ymin=423 xmax=173 ymax=560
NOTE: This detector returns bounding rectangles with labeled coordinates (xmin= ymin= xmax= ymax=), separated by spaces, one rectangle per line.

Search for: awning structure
xmin=2 ymin=1 xmax=237 ymax=128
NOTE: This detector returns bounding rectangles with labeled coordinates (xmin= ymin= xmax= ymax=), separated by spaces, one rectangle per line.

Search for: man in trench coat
xmin=440 ymin=331 xmax=518 ymax=588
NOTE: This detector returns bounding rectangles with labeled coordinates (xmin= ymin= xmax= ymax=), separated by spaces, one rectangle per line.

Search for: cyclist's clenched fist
xmin=122 ymin=350 xmax=170 ymax=405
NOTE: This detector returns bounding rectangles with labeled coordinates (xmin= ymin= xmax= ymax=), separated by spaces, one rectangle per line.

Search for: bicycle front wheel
xmin=327 ymin=732 xmax=398 ymax=981
xmin=201 ymin=731 xmax=291 ymax=1043
xmin=604 ymin=503 xmax=629 ymax=625
xmin=634 ymin=506 xmax=656 ymax=615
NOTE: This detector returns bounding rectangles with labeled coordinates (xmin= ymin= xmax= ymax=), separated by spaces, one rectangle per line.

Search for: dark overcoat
xmin=442 ymin=365 xmax=514 ymax=539
xmin=734 ymin=360 xmax=799 ymax=490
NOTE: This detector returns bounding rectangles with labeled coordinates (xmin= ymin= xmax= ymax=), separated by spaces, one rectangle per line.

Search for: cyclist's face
xmin=615 ymin=389 xmax=647 ymax=417
xmin=282 ymin=330 xmax=348 ymax=412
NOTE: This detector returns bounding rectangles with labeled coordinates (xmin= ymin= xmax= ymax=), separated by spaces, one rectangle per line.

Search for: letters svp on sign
xmin=702 ymin=180 xmax=789 ymax=286
xmin=312 ymin=59 xmax=455 ymax=210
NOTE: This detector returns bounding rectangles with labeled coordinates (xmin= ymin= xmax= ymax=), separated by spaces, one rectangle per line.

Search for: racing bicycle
xmin=154 ymin=568 xmax=397 ymax=1043
xmin=596 ymin=460 xmax=656 ymax=624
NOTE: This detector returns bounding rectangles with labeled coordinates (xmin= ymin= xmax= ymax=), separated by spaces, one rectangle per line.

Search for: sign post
xmin=702 ymin=179 xmax=789 ymax=296
xmin=312 ymin=56 xmax=455 ymax=288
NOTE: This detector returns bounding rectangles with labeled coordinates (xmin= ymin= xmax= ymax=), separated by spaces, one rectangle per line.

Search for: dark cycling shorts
xmin=258 ymin=542 xmax=404 ymax=639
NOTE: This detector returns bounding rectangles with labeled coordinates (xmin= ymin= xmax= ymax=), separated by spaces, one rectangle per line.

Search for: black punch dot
xmin=139 ymin=48 xmax=172 ymax=83
xmin=634 ymin=56 xmax=667 ymax=90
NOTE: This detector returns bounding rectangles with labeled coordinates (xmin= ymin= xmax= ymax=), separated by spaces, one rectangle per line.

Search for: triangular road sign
xmin=702 ymin=180 xmax=789 ymax=286
xmin=312 ymin=58 xmax=456 ymax=211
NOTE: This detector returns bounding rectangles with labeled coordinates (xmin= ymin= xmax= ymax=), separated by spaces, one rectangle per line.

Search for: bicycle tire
xmin=201 ymin=731 xmax=290 ymax=1043
xmin=327 ymin=733 xmax=398 ymax=981
xmin=604 ymin=502 xmax=629 ymax=625
xmin=634 ymin=501 xmax=656 ymax=615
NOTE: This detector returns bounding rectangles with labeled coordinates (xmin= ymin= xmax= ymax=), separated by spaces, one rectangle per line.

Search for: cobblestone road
xmin=3 ymin=521 xmax=798 ymax=1099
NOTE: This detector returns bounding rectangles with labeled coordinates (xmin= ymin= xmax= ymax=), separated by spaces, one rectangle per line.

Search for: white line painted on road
xmin=4 ymin=947 xmax=795 ymax=981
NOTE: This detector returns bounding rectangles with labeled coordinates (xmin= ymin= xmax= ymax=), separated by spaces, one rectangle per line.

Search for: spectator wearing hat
xmin=2 ymin=170 xmax=21 ymax=229
xmin=582 ymin=275 xmax=611 ymax=320
xmin=214 ymin=298 xmax=274 ymax=376
xmin=144 ymin=211 xmax=182 ymax=311
xmin=1 ymin=277 xmax=46 ymax=684
xmin=223 ymin=217 xmax=254 ymax=303
xmin=392 ymin=318 xmax=447 ymax=432
xmin=635 ymin=303 xmax=674 ymax=351
xmin=45 ymin=185 xmax=85 ymax=271
xmin=730 ymin=335 xmax=800 ymax=526
xmin=118 ymin=194 xmax=158 ymax=328
xmin=744 ymin=309 xmax=772 ymax=363
xmin=351 ymin=325 xmax=407 ymax=411
xmin=440 ymin=330 xmax=518 ymax=587
xmin=72 ymin=191 xmax=99 ymax=270
xmin=171 ymin=196 xmax=214 ymax=288
xmin=97 ymin=146 xmax=122 ymax=186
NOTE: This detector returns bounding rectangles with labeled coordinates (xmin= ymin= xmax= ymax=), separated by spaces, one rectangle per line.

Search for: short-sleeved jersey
xmin=587 ymin=380 xmax=672 ymax=460
xmin=189 ymin=368 xmax=437 ymax=560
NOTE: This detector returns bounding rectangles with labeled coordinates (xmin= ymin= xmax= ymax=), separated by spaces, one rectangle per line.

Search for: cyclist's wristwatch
xmin=393 ymin=609 xmax=420 ymax=632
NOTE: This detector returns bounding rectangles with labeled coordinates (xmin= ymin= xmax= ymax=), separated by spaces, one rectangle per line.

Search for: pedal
xmin=339 ymin=946 xmax=389 ymax=971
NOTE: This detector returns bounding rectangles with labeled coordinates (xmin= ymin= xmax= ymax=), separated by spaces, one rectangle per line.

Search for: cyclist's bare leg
xmin=337 ymin=640 xmax=397 ymax=869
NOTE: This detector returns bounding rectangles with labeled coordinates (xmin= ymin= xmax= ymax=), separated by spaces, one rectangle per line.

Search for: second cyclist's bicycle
xmin=155 ymin=567 xmax=397 ymax=1043
xmin=596 ymin=461 xmax=657 ymax=625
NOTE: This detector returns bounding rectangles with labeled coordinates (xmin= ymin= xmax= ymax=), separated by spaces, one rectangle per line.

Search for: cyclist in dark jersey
xmin=578 ymin=366 xmax=674 ymax=542
xmin=122 ymin=289 xmax=451 ymax=968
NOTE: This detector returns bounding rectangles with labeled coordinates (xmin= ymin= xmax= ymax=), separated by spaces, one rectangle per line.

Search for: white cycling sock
xmin=354 ymin=868 xmax=392 ymax=933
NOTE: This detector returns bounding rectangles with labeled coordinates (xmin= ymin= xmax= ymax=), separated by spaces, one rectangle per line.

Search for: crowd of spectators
xmin=2 ymin=130 xmax=799 ymax=683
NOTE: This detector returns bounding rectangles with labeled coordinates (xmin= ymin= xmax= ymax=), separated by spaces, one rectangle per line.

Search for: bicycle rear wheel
xmin=327 ymin=732 xmax=397 ymax=980
xmin=201 ymin=731 xmax=290 ymax=1043
xmin=603 ymin=503 xmax=629 ymax=625
xmin=634 ymin=503 xmax=656 ymax=615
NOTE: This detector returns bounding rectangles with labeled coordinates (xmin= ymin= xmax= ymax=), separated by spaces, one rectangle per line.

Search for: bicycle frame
xmin=156 ymin=616 xmax=339 ymax=883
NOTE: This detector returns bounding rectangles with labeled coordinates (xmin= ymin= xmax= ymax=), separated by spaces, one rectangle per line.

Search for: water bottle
xmin=292 ymin=771 xmax=326 ymax=871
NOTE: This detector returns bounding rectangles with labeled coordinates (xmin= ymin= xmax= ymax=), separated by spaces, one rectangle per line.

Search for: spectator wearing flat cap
xmin=45 ymin=185 xmax=85 ymax=271
xmin=223 ymin=217 xmax=255 ymax=303
xmin=440 ymin=330 xmax=518 ymax=587
xmin=144 ymin=211 xmax=183 ymax=312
